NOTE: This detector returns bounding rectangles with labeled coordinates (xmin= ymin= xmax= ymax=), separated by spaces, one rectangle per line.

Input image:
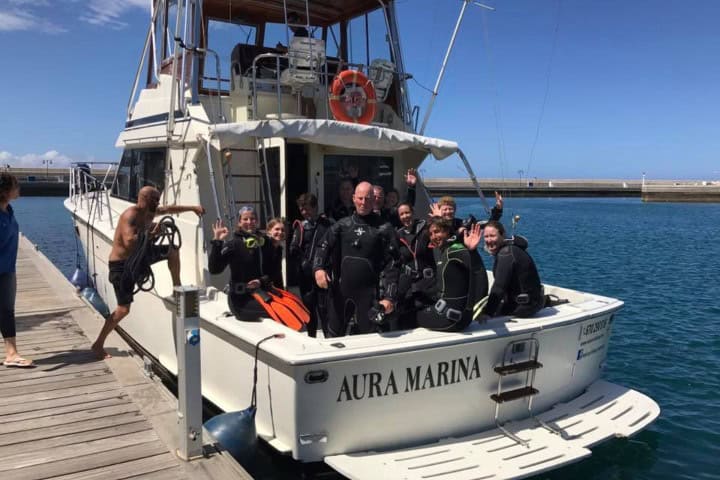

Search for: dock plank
xmin=45 ymin=454 xmax=183 ymax=480
xmin=2 ymin=442 xmax=172 ymax=480
xmin=0 ymin=235 xmax=252 ymax=479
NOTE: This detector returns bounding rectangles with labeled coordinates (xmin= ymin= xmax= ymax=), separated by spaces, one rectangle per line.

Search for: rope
xmin=526 ymin=0 xmax=563 ymax=180
xmin=479 ymin=8 xmax=509 ymax=196
xmin=122 ymin=216 xmax=182 ymax=293
xmin=250 ymin=334 xmax=283 ymax=408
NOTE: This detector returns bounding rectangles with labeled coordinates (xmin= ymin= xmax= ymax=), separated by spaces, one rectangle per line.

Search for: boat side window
xmin=323 ymin=155 xmax=393 ymax=209
xmin=112 ymin=148 xmax=166 ymax=203
xmin=203 ymin=18 xmax=257 ymax=92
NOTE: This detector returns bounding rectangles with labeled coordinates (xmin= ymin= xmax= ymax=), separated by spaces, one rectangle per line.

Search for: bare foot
xmin=91 ymin=344 xmax=111 ymax=359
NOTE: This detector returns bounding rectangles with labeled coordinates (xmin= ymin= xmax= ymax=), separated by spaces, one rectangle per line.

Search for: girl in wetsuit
xmin=415 ymin=218 xmax=487 ymax=332
xmin=265 ymin=217 xmax=286 ymax=288
xmin=208 ymin=206 xmax=280 ymax=320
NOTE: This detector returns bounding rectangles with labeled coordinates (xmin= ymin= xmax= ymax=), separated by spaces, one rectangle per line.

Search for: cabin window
xmin=323 ymin=155 xmax=393 ymax=210
xmin=112 ymin=148 xmax=166 ymax=203
xmin=203 ymin=18 xmax=257 ymax=91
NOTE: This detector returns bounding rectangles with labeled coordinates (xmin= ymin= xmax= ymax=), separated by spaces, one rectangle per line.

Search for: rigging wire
xmin=479 ymin=7 xmax=509 ymax=196
xmin=526 ymin=0 xmax=563 ymax=180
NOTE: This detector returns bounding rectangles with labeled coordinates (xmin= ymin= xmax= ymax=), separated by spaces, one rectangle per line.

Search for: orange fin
xmin=267 ymin=288 xmax=310 ymax=325
xmin=251 ymin=292 xmax=283 ymax=325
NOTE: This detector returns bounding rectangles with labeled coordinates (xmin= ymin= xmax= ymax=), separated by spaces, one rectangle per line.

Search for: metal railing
xmin=69 ymin=162 xmax=118 ymax=229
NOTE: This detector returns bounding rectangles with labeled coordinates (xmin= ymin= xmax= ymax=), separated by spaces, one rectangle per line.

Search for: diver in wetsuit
xmin=415 ymin=219 xmax=487 ymax=332
xmin=395 ymin=202 xmax=433 ymax=329
xmin=373 ymin=169 xmax=418 ymax=228
xmin=289 ymin=193 xmax=333 ymax=337
xmin=431 ymin=191 xmax=504 ymax=238
xmin=313 ymin=182 xmax=399 ymax=337
xmin=208 ymin=206 xmax=281 ymax=320
xmin=479 ymin=220 xmax=545 ymax=320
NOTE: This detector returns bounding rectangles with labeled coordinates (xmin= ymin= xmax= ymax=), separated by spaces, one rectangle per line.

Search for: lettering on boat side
xmin=579 ymin=318 xmax=609 ymax=339
xmin=336 ymin=355 xmax=482 ymax=402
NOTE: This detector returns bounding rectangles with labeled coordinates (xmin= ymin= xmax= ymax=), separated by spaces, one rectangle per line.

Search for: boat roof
xmin=211 ymin=119 xmax=460 ymax=160
xmin=203 ymin=0 xmax=384 ymax=27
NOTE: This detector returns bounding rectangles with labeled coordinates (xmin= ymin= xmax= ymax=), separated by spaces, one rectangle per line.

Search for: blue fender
xmin=204 ymin=406 xmax=257 ymax=468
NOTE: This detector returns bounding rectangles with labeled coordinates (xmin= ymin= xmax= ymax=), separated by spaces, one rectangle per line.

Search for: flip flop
xmin=3 ymin=358 xmax=35 ymax=368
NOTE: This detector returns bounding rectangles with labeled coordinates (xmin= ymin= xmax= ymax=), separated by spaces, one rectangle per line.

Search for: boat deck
xmin=0 ymin=235 xmax=252 ymax=480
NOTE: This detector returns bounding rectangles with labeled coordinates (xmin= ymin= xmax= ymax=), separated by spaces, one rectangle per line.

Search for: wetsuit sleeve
xmin=405 ymin=185 xmax=416 ymax=207
xmin=266 ymin=244 xmax=284 ymax=288
xmin=313 ymin=221 xmax=340 ymax=272
xmin=208 ymin=239 xmax=232 ymax=275
xmin=483 ymin=248 xmax=514 ymax=316
xmin=379 ymin=224 xmax=401 ymax=303
xmin=489 ymin=206 xmax=503 ymax=222
xmin=288 ymin=224 xmax=302 ymax=261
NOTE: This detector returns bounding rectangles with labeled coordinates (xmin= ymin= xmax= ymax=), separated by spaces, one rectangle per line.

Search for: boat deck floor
xmin=0 ymin=235 xmax=252 ymax=480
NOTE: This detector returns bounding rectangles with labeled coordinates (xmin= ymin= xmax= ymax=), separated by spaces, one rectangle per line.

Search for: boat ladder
xmin=491 ymin=337 xmax=561 ymax=446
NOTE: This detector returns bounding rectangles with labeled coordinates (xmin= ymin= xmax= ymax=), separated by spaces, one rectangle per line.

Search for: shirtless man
xmin=91 ymin=186 xmax=204 ymax=359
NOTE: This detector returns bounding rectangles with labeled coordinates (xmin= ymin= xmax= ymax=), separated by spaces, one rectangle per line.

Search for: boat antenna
xmin=419 ymin=1 xmax=495 ymax=135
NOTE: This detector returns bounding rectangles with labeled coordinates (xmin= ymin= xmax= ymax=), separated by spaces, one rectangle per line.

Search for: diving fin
xmin=251 ymin=291 xmax=283 ymax=325
xmin=251 ymin=288 xmax=306 ymax=331
xmin=266 ymin=288 xmax=310 ymax=326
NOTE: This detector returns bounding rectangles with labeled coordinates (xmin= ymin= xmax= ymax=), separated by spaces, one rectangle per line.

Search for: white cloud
xmin=0 ymin=0 xmax=147 ymax=33
xmin=0 ymin=150 xmax=75 ymax=168
xmin=0 ymin=8 xmax=65 ymax=33
xmin=80 ymin=0 xmax=149 ymax=29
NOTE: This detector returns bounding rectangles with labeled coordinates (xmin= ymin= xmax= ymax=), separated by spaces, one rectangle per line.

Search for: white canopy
xmin=210 ymin=119 xmax=460 ymax=160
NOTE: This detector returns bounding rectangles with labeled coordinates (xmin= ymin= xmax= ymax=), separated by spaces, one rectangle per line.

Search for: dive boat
xmin=66 ymin=1 xmax=659 ymax=478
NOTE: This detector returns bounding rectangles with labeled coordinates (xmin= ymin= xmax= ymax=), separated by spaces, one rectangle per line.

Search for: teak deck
xmin=0 ymin=236 xmax=252 ymax=480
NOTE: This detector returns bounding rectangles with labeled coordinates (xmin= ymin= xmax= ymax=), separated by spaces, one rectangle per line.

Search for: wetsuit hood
xmin=503 ymin=235 xmax=529 ymax=250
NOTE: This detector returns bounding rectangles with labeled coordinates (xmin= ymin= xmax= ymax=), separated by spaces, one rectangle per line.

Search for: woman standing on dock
xmin=0 ymin=173 xmax=33 ymax=368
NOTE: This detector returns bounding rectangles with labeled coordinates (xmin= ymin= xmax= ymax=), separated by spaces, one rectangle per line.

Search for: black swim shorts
xmin=109 ymin=260 xmax=134 ymax=306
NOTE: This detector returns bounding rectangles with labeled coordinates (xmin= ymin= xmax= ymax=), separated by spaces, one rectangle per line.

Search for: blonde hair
xmin=438 ymin=196 xmax=456 ymax=208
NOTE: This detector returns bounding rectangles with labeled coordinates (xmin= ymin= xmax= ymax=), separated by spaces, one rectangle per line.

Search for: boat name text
xmin=336 ymin=355 xmax=481 ymax=402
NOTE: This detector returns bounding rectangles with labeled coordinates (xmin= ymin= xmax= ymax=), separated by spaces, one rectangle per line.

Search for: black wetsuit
xmin=327 ymin=200 xmax=355 ymax=222
xmin=396 ymin=219 xmax=434 ymax=329
xmin=208 ymin=230 xmax=281 ymax=320
xmin=313 ymin=212 xmax=399 ymax=337
xmin=289 ymin=215 xmax=334 ymax=337
xmin=416 ymin=239 xmax=488 ymax=332
xmin=483 ymin=236 xmax=544 ymax=318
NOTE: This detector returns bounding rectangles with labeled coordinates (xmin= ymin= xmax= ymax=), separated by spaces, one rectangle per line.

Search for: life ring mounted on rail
xmin=329 ymin=69 xmax=377 ymax=124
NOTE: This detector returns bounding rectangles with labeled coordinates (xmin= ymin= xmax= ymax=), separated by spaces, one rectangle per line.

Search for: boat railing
xmin=69 ymin=162 xmax=118 ymax=229
xmin=248 ymin=51 xmax=370 ymax=121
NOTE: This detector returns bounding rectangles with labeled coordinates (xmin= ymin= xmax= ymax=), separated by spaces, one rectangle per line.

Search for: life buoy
xmin=329 ymin=70 xmax=377 ymax=124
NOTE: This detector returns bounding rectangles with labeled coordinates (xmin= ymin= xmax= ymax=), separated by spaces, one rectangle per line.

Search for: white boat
xmin=66 ymin=1 xmax=659 ymax=478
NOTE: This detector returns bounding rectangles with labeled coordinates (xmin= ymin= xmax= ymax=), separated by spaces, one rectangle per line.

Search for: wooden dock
xmin=0 ymin=236 xmax=253 ymax=480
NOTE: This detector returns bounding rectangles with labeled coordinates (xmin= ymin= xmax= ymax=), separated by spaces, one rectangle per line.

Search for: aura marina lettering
xmin=337 ymin=355 xmax=481 ymax=402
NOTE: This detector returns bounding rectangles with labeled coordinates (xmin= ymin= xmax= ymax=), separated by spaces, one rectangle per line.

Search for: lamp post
xmin=518 ymin=169 xmax=524 ymax=186
xmin=42 ymin=159 xmax=53 ymax=180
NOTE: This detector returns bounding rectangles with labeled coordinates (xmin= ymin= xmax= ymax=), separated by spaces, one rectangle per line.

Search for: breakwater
xmin=424 ymin=178 xmax=720 ymax=202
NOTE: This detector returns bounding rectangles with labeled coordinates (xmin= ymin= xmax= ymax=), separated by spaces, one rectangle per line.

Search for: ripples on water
xmin=14 ymin=196 xmax=720 ymax=479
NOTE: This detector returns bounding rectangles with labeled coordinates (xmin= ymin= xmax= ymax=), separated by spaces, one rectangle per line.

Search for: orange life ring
xmin=329 ymin=70 xmax=377 ymax=124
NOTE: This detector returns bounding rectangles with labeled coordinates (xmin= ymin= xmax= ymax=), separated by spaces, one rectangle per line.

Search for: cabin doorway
xmin=284 ymin=142 xmax=309 ymax=287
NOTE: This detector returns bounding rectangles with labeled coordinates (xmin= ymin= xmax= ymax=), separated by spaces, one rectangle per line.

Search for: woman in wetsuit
xmin=480 ymin=220 xmax=544 ymax=319
xmin=415 ymin=218 xmax=487 ymax=332
xmin=208 ymin=206 xmax=281 ymax=320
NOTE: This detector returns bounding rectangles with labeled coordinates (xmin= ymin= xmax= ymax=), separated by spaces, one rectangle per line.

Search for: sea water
xmin=12 ymin=196 xmax=720 ymax=480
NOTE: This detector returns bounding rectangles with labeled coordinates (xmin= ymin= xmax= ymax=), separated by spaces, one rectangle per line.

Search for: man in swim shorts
xmin=91 ymin=186 xmax=204 ymax=359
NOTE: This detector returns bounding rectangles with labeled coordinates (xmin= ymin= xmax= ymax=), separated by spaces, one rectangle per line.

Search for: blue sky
xmin=1 ymin=0 xmax=718 ymax=180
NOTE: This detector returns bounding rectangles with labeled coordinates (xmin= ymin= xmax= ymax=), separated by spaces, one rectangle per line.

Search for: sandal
xmin=3 ymin=357 xmax=35 ymax=368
